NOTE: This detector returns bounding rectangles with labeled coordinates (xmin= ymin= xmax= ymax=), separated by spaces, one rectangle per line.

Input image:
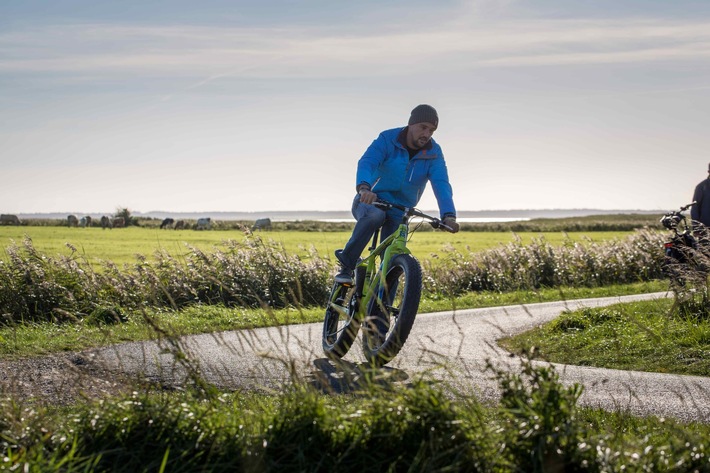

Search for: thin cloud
xmin=478 ymin=42 xmax=710 ymax=67
xmin=2 ymin=17 xmax=710 ymax=79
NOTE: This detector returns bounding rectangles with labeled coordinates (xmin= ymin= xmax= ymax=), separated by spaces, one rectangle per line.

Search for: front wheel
xmin=322 ymin=267 xmax=364 ymax=359
xmin=362 ymin=254 xmax=422 ymax=366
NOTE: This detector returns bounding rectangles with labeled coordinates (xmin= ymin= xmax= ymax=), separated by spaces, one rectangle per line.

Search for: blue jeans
xmin=337 ymin=194 xmax=404 ymax=270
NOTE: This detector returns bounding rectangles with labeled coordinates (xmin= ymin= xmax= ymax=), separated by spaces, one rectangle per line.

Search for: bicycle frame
xmin=356 ymin=218 xmax=412 ymax=320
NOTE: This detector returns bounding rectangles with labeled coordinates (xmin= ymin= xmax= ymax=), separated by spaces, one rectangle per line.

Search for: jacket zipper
xmin=408 ymin=158 xmax=418 ymax=182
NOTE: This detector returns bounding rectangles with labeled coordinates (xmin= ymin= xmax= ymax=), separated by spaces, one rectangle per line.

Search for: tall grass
xmin=664 ymin=242 xmax=710 ymax=321
xmin=2 ymin=359 xmax=708 ymax=472
xmin=0 ymin=230 xmax=671 ymax=326
xmin=424 ymin=229 xmax=665 ymax=296
xmin=0 ymin=235 xmax=330 ymax=326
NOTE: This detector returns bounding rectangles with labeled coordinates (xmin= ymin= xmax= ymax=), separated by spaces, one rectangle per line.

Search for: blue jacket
xmin=691 ymin=178 xmax=710 ymax=227
xmin=355 ymin=127 xmax=456 ymax=218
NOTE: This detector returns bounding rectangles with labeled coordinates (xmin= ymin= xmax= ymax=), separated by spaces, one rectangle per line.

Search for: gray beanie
xmin=408 ymin=104 xmax=438 ymax=127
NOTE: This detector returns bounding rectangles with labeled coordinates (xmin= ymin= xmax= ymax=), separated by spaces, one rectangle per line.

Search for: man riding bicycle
xmin=335 ymin=104 xmax=460 ymax=285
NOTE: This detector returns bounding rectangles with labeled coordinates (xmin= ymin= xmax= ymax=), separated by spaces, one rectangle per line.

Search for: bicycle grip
xmin=430 ymin=219 xmax=452 ymax=231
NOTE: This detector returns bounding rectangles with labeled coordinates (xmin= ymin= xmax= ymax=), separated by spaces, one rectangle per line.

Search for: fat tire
xmin=362 ymin=254 xmax=422 ymax=366
xmin=322 ymin=268 xmax=364 ymax=359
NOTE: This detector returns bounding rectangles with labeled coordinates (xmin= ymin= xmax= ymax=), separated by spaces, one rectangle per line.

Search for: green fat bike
xmin=322 ymin=199 xmax=454 ymax=366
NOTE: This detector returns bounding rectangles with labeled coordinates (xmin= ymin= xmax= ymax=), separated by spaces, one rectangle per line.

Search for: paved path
xmin=89 ymin=292 xmax=710 ymax=422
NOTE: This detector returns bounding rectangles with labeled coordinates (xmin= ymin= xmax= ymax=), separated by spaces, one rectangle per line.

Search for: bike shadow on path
xmin=306 ymin=358 xmax=412 ymax=394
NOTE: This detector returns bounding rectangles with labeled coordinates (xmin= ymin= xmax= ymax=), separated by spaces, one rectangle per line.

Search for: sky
xmin=2 ymin=0 xmax=710 ymax=214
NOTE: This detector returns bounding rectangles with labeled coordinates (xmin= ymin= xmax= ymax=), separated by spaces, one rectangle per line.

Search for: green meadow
xmin=0 ymin=225 xmax=635 ymax=267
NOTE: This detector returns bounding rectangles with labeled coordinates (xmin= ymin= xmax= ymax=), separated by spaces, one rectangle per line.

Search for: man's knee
xmin=357 ymin=204 xmax=386 ymax=228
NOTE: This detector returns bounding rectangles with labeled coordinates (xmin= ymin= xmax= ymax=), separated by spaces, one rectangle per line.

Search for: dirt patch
xmin=0 ymin=352 xmax=137 ymax=405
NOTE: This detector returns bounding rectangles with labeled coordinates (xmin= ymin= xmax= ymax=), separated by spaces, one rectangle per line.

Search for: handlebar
xmin=373 ymin=199 xmax=455 ymax=232
xmin=680 ymin=202 xmax=696 ymax=212
xmin=661 ymin=202 xmax=696 ymax=231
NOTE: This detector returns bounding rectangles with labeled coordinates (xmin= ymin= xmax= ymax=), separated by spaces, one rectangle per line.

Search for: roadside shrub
xmin=424 ymin=229 xmax=665 ymax=296
xmin=0 ymin=229 xmax=671 ymax=326
xmin=53 ymin=379 xmax=496 ymax=472
xmin=68 ymin=391 xmax=249 ymax=472
xmin=131 ymin=237 xmax=331 ymax=310
xmin=3 ymin=359 xmax=710 ymax=471
xmin=490 ymin=358 xmax=590 ymax=472
xmin=0 ymin=235 xmax=331 ymax=325
xmin=663 ymin=240 xmax=710 ymax=321
xmin=0 ymin=238 xmax=98 ymax=324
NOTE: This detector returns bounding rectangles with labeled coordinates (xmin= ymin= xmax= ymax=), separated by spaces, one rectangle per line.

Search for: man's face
xmin=407 ymin=122 xmax=437 ymax=149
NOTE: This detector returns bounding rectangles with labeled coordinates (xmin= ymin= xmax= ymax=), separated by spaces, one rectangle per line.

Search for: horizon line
xmin=9 ymin=207 xmax=668 ymax=216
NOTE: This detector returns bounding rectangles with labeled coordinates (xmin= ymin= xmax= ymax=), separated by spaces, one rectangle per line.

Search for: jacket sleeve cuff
xmin=356 ymin=182 xmax=371 ymax=192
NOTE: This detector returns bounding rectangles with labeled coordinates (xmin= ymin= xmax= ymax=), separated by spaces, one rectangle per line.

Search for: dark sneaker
xmin=334 ymin=268 xmax=354 ymax=285
xmin=333 ymin=249 xmax=354 ymax=285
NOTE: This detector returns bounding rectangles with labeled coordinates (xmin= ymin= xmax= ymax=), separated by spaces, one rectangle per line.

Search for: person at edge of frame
xmin=333 ymin=104 xmax=460 ymax=285
xmin=691 ymin=162 xmax=710 ymax=242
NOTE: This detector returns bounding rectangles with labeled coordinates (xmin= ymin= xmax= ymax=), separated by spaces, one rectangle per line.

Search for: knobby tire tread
xmin=363 ymin=254 xmax=422 ymax=366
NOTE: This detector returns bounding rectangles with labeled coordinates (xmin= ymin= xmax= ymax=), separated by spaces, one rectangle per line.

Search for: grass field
xmin=500 ymin=298 xmax=710 ymax=377
xmin=0 ymin=225 xmax=638 ymax=266
xmin=3 ymin=221 xmax=708 ymax=471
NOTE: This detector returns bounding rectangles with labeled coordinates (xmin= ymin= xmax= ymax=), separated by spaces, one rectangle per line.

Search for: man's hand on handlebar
xmin=366 ymin=196 xmax=459 ymax=233
xmin=443 ymin=216 xmax=460 ymax=233
xmin=359 ymin=188 xmax=378 ymax=205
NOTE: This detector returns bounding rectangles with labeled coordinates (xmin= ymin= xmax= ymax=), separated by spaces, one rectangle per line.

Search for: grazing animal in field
xmin=100 ymin=215 xmax=112 ymax=229
xmin=252 ymin=217 xmax=272 ymax=231
xmin=0 ymin=214 xmax=20 ymax=225
xmin=160 ymin=218 xmax=175 ymax=229
xmin=67 ymin=215 xmax=79 ymax=228
xmin=196 ymin=217 xmax=211 ymax=230
xmin=79 ymin=216 xmax=93 ymax=228
xmin=174 ymin=220 xmax=186 ymax=230
xmin=112 ymin=217 xmax=125 ymax=228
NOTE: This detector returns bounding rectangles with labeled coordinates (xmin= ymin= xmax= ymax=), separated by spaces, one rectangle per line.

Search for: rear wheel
xmin=322 ymin=268 xmax=364 ymax=359
xmin=362 ymin=254 xmax=422 ymax=366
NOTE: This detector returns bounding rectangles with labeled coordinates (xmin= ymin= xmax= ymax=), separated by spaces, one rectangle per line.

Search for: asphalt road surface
xmin=89 ymin=292 xmax=710 ymax=422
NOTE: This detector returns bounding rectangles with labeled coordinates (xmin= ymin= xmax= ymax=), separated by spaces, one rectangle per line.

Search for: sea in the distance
xmin=319 ymin=217 xmax=529 ymax=223
xmin=17 ymin=209 xmax=663 ymax=223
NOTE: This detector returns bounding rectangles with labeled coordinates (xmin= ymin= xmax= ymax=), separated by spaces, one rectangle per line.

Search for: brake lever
xmin=430 ymin=219 xmax=453 ymax=232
